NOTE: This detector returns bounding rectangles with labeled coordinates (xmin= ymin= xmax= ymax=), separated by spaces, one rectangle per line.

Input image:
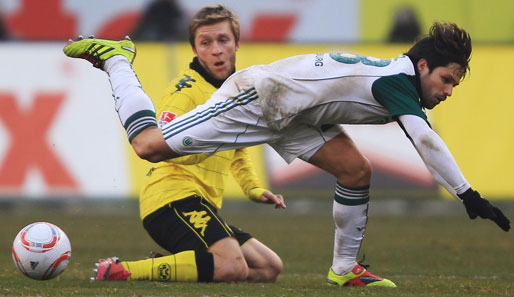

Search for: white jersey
xmin=244 ymin=53 xmax=427 ymax=130
xmin=162 ymin=52 xmax=430 ymax=162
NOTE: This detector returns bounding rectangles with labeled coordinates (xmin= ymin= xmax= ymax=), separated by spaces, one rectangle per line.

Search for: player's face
xmin=192 ymin=20 xmax=239 ymax=81
xmin=418 ymin=59 xmax=464 ymax=109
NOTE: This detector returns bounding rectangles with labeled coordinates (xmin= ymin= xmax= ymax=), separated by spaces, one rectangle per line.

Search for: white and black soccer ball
xmin=12 ymin=222 xmax=71 ymax=280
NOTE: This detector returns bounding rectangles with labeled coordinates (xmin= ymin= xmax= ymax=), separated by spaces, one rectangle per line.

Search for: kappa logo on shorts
xmin=182 ymin=210 xmax=211 ymax=236
xmin=182 ymin=137 xmax=193 ymax=146
xmin=157 ymin=263 xmax=171 ymax=281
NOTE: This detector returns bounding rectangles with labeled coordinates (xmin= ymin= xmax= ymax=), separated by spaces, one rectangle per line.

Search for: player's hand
xmin=259 ymin=191 xmax=286 ymax=209
xmin=248 ymin=187 xmax=286 ymax=209
xmin=457 ymin=188 xmax=510 ymax=232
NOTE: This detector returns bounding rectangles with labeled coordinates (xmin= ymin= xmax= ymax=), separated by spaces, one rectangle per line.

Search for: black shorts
xmin=143 ymin=195 xmax=252 ymax=253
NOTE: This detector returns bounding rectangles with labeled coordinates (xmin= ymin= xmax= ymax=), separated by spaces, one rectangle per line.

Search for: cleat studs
xmin=88 ymin=35 xmax=95 ymax=39
xmin=124 ymin=35 xmax=131 ymax=41
xmin=76 ymin=35 xmax=83 ymax=41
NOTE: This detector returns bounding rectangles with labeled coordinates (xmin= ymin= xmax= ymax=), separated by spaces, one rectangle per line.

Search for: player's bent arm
xmin=397 ymin=114 xmax=470 ymax=196
xmin=130 ymin=126 xmax=181 ymax=162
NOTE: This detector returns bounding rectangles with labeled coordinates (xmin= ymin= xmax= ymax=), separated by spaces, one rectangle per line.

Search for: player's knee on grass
xmin=213 ymin=255 xmax=249 ymax=282
xmin=261 ymin=253 xmax=283 ymax=282
xmin=210 ymin=238 xmax=249 ymax=282
xmin=243 ymin=240 xmax=283 ymax=283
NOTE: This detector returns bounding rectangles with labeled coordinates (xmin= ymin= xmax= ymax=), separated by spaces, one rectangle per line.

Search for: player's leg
xmin=240 ymin=238 xmax=282 ymax=282
xmin=307 ymin=130 xmax=371 ymax=272
xmin=103 ymin=55 xmax=182 ymax=162
xmin=308 ymin=130 xmax=371 ymax=187
xmin=92 ymin=196 xmax=251 ymax=282
xmin=307 ymin=131 xmax=395 ymax=287
xmin=64 ymin=37 xmax=180 ymax=162
xmin=272 ymin=125 xmax=394 ymax=287
xmin=151 ymin=195 xmax=249 ymax=282
xmin=208 ymin=238 xmax=249 ymax=282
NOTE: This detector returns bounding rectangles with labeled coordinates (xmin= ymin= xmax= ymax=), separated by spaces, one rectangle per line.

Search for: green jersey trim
xmin=371 ymin=74 xmax=430 ymax=125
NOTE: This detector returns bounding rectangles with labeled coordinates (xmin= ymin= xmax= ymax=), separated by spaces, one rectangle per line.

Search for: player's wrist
xmin=457 ymin=187 xmax=474 ymax=202
xmin=248 ymin=187 xmax=267 ymax=202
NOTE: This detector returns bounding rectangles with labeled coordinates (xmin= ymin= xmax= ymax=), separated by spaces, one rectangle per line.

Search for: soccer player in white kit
xmin=64 ymin=22 xmax=510 ymax=287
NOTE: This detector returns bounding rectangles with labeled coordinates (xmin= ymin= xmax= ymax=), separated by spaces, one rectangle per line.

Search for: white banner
xmin=0 ymin=43 xmax=129 ymax=198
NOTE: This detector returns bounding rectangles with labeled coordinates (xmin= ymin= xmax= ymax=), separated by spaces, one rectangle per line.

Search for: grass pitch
xmin=0 ymin=199 xmax=512 ymax=297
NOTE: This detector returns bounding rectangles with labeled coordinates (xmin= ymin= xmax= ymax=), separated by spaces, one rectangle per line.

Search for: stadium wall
xmin=0 ymin=0 xmax=513 ymax=43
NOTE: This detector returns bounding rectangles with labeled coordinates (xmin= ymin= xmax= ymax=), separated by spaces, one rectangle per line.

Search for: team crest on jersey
xmin=182 ymin=137 xmax=193 ymax=147
xmin=158 ymin=111 xmax=177 ymax=127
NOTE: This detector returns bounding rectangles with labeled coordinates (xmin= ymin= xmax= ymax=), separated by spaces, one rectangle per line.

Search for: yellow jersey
xmin=139 ymin=58 xmax=264 ymax=220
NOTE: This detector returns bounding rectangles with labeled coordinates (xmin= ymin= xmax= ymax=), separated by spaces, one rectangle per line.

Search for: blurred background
xmin=0 ymin=0 xmax=513 ymax=207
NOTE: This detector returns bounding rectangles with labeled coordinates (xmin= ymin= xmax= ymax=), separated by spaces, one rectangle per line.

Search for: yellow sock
xmin=121 ymin=251 xmax=198 ymax=281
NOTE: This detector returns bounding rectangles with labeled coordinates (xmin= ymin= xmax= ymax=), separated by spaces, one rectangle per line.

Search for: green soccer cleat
xmin=327 ymin=264 xmax=396 ymax=288
xmin=63 ymin=35 xmax=136 ymax=69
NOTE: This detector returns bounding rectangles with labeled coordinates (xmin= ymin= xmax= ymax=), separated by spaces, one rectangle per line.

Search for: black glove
xmin=457 ymin=188 xmax=510 ymax=232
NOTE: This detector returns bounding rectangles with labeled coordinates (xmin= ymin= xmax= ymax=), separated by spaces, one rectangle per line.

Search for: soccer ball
xmin=12 ymin=222 xmax=72 ymax=280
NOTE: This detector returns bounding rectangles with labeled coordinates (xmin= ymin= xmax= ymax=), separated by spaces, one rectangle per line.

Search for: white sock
xmin=104 ymin=56 xmax=157 ymax=142
xmin=331 ymin=183 xmax=370 ymax=275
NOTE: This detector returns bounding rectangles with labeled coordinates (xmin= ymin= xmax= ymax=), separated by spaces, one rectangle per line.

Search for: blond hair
xmin=189 ymin=5 xmax=240 ymax=48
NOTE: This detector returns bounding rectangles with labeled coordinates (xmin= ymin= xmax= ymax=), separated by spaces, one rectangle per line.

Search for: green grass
xmin=0 ymin=200 xmax=512 ymax=296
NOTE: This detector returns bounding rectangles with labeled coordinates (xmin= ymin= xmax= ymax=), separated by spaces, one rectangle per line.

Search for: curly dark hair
xmin=405 ymin=22 xmax=472 ymax=78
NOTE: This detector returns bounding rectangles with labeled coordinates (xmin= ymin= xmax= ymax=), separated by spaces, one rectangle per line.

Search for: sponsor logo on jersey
xmin=175 ymin=74 xmax=196 ymax=92
xmin=159 ymin=111 xmax=176 ymax=127
xmin=157 ymin=263 xmax=171 ymax=281
xmin=182 ymin=210 xmax=211 ymax=236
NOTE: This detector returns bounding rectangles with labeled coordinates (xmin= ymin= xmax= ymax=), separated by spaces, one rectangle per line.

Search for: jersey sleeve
xmin=230 ymin=148 xmax=266 ymax=198
xmin=371 ymin=74 xmax=429 ymax=123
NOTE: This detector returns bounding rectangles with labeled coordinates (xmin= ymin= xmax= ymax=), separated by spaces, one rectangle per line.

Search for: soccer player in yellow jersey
xmin=90 ymin=5 xmax=285 ymax=283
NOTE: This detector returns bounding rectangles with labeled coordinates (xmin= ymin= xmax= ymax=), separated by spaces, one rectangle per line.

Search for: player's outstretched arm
xmin=398 ymin=114 xmax=510 ymax=231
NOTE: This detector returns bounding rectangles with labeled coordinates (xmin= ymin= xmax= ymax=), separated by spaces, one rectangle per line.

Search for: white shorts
xmin=160 ymin=70 xmax=343 ymax=163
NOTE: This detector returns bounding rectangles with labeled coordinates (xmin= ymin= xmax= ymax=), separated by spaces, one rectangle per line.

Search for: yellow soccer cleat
xmin=327 ymin=264 xmax=396 ymax=288
xmin=63 ymin=35 xmax=136 ymax=69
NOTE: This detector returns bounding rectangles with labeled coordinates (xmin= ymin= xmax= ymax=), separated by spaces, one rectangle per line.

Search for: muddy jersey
xmin=247 ymin=53 xmax=428 ymax=130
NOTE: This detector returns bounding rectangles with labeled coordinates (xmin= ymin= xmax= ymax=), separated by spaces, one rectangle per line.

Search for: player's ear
xmin=192 ymin=46 xmax=198 ymax=56
xmin=235 ymin=41 xmax=240 ymax=52
xmin=417 ymin=58 xmax=428 ymax=73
